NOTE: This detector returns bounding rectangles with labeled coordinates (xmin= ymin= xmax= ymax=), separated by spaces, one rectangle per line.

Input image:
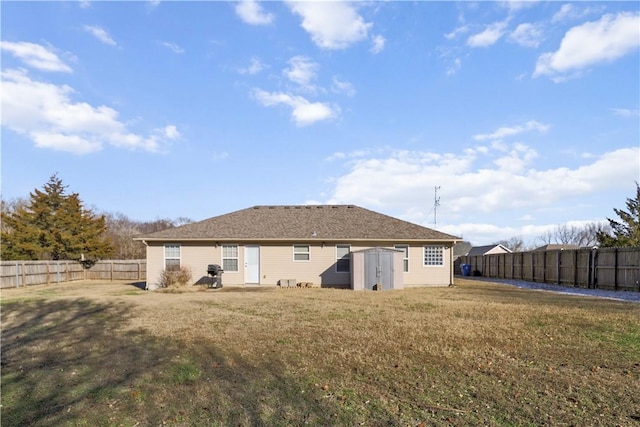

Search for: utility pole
xmin=434 ymin=186 xmax=441 ymax=226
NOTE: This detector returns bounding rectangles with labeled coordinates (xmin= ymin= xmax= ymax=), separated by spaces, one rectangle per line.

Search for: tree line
xmin=1 ymin=176 xmax=639 ymax=262
xmin=1 ymin=175 xmax=191 ymax=262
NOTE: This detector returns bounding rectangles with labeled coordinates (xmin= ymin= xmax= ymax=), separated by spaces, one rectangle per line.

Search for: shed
xmin=351 ymin=247 xmax=404 ymax=291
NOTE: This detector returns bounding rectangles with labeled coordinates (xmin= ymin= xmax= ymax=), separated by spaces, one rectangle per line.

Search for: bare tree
xmin=494 ymin=236 xmax=527 ymax=252
xmin=536 ymin=222 xmax=608 ymax=248
xmin=102 ymin=212 xmax=195 ymax=259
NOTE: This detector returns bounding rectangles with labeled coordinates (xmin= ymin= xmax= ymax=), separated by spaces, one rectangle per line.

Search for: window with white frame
xmin=423 ymin=245 xmax=444 ymax=266
xmin=164 ymin=244 xmax=181 ymax=270
xmin=336 ymin=245 xmax=350 ymax=273
xmin=395 ymin=245 xmax=409 ymax=272
xmin=293 ymin=245 xmax=310 ymax=261
xmin=222 ymin=245 xmax=239 ymax=272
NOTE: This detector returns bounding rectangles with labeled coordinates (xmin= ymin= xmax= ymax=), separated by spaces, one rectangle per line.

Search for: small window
xmin=395 ymin=245 xmax=409 ymax=272
xmin=336 ymin=245 xmax=350 ymax=273
xmin=222 ymin=245 xmax=238 ymax=272
xmin=424 ymin=245 xmax=444 ymax=266
xmin=164 ymin=244 xmax=181 ymax=270
xmin=293 ymin=245 xmax=310 ymax=261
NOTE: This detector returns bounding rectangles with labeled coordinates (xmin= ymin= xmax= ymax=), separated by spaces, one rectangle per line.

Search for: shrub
xmin=158 ymin=266 xmax=192 ymax=288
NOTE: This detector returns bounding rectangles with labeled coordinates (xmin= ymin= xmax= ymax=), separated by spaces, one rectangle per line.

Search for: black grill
xmin=207 ymin=264 xmax=223 ymax=288
xmin=207 ymin=264 xmax=223 ymax=275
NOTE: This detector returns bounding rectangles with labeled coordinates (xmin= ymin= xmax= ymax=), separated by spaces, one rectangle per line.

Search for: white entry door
xmin=244 ymin=246 xmax=260 ymax=284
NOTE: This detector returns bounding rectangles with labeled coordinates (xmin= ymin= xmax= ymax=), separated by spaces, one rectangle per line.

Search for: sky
xmin=1 ymin=1 xmax=639 ymax=246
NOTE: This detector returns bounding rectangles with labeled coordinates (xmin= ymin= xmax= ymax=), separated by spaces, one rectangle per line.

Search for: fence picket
xmin=456 ymin=247 xmax=640 ymax=292
xmin=0 ymin=260 xmax=146 ymax=288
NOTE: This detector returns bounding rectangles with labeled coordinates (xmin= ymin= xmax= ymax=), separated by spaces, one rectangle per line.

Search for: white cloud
xmin=370 ymin=35 xmax=385 ymax=54
xmin=473 ymin=120 xmax=550 ymax=142
xmin=162 ymin=125 xmax=180 ymax=139
xmin=283 ymin=56 xmax=318 ymax=90
xmin=286 ymin=1 xmax=372 ymax=50
xmin=444 ymin=25 xmax=469 ymax=40
xmin=612 ymin=108 xmax=640 ymax=118
xmin=83 ymin=25 xmax=117 ymax=46
xmin=499 ymin=1 xmax=539 ymax=12
xmin=238 ymin=57 xmax=266 ymax=75
xmin=509 ymin=22 xmax=543 ymax=48
xmin=552 ymin=4 xmax=575 ymax=23
xmin=534 ymin=12 xmax=640 ymax=80
xmin=0 ymin=41 xmax=72 ymax=73
xmin=252 ymin=88 xmax=337 ymax=126
xmin=331 ymin=76 xmax=356 ymax=97
xmin=0 ymin=69 xmax=177 ymax=154
xmin=161 ymin=41 xmax=184 ymax=54
xmin=467 ymin=20 xmax=509 ymax=47
xmin=235 ymin=0 xmax=274 ymax=25
xmin=446 ymin=58 xmax=462 ymax=76
xmin=322 ymin=144 xmax=639 ymax=244
xmin=551 ymin=3 xmax=601 ymax=23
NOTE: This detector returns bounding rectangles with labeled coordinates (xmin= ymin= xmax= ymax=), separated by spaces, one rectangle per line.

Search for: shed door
xmin=364 ymin=249 xmax=394 ymax=290
xmin=364 ymin=251 xmax=378 ymax=290
xmin=244 ymin=246 xmax=260 ymax=284
xmin=379 ymin=251 xmax=394 ymax=290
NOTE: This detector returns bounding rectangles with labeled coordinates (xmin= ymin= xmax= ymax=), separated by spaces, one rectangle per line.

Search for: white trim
xmin=293 ymin=244 xmax=310 ymax=262
xmin=423 ymin=245 xmax=445 ymax=267
xmin=395 ymin=244 xmax=409 ymax=272
xmin=221 ymin=244 xmax=239 ymax=272
xmin=164 ymin=244 xmax=181 ymax=269
xmin=336 ymin=244 xmax=351 ymax=273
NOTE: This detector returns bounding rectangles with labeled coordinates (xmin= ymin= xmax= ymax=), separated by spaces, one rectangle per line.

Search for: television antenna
xmin=433 ymin=186 xmax=441 ymax=226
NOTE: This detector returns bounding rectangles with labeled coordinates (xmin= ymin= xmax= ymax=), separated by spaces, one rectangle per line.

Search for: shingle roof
xmin=533 ymin=244 xmax=580 ymax=251
xmin=137 ymin=205 xmax=460 ymax=242
xmin=467 ymin=244 xmax=512 ymax=256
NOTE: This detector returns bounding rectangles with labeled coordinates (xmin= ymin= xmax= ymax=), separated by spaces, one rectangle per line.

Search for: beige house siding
xmin=402 ymin=244 xmax=454 ymax=286
xmin=146 ymin=241 xmax=455 ymax=288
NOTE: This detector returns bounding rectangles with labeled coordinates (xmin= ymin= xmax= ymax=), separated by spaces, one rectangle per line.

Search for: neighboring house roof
xmin=467 ymin=244 xmax=512 ymax=256
xmin=453 ymin=241 xmax=472 ymax=258
xmin=137 ymin=205 xmax=460 ymax=242
xmin=533 ymin=244 xmax=580 ymax=251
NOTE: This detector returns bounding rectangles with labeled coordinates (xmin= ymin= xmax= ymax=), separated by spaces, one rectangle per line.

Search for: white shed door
xmin=244 ymin=246 xmax=260 ymax=284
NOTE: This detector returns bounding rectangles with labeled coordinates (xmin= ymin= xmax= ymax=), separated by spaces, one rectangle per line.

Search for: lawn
xmin=1 ymin=279 xmax=639 ymax=426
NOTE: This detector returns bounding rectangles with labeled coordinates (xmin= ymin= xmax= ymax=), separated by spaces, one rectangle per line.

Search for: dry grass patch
xmin=1 ymin=280 xmax=639 ymax=426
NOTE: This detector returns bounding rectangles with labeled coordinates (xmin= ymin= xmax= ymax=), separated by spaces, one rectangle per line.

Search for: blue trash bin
xmin=461 ymin=264 xmax=471 ymax=276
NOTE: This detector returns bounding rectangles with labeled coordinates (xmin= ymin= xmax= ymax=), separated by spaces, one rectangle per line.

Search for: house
xmin=467 ymin=244 xmax=512 ymax=257
xmin=453 ymin=241 xmax=472 ymax=260
xmin=533 ymin=244 xmax=580 ymax=251
xmin=136 ymin=205 xmax=460 ymax=289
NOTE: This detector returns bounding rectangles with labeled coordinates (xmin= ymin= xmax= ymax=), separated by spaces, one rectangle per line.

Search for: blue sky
xmin=1 ymin=1 xmax=639 ymax=246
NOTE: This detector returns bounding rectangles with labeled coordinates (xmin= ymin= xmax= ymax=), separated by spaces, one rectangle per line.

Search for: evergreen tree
xmin=596 ymin=182 xmax=640 ymax=247
xmin=1 ymin=174 xmax=113 ymax=261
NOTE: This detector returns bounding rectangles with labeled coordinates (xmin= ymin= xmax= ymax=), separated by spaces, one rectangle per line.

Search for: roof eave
xmin=135 ymin=237 xmax=459 ymax=243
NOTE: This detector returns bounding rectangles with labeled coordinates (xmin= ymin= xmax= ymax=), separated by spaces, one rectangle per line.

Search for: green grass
xmin=1 ymin=280 xmax=639 ymax=426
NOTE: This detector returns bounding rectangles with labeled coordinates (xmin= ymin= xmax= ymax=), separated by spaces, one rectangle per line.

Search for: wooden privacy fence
xmin=456 ymin=247 xmax=640 ymax=292
xmin=0 ymin=260 xmax=146 ymax=289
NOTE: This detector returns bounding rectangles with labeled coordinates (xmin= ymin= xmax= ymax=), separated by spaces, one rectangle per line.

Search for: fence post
xmin=556 ymin=251 xmax=561 ymax=285
xmin=110 ymin=261 xmax=114 ymax=281
xmin=614 ymin=248 xmax=619 ymax=291
xmin=574 ymin=250 xmax=578 ymax=288
xmin=531 ymin=252 xmax=535 ymax=282
xmin=137 ymin=261 xmax=141 ymax=281
xmin=15 ymin=262 xmax=19 ymax=288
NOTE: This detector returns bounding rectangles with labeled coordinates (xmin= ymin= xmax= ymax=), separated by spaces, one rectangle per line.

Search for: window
xmin=423 ymin=245 xmax=444 ymax=266
xmin=222 ymin=245 xmax=239 ymax=272
xmin=293 ymin=245 xmax=310 ymax=261
xmin=164 ymin=244 xmax=180 ymax=270
xmin=395 ymin=245 xmax=409 ymax=272
xmin=336 ymin=245 xmax=350 ymax=273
